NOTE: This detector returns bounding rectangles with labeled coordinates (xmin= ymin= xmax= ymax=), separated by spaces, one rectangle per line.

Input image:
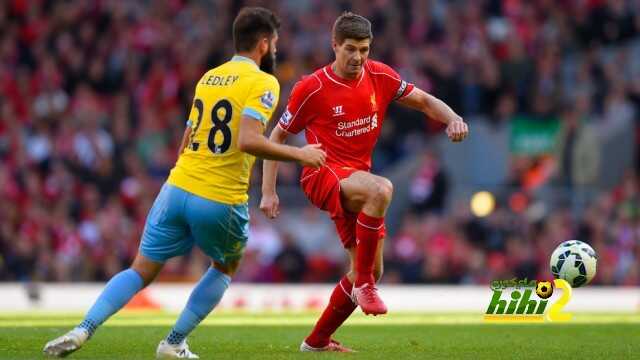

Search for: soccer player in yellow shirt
xmin=43 ymin=7 xmax=325 ymax=359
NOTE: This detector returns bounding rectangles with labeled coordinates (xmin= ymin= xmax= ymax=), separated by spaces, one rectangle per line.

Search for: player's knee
xmin=368 ymin=179 xmax=393 ymax=207
xmin=131 ymin=256 xmax=163 ymax=287
xmin=131 ymin=267 xmax=157 ymax=287
xmin=214 ymin=259 xmax=240 ymax=276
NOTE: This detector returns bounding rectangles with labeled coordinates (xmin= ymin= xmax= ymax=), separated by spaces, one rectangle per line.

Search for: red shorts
xmin=300 ymin=165 xmax=386 ymax=248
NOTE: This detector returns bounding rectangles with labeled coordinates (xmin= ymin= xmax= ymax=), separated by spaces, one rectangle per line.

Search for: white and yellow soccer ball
xmin=549 ymin=240 xmax=598 ymax=288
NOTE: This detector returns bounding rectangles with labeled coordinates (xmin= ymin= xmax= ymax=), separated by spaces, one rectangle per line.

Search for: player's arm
xmin=396 ymin=87 xmax=468 ymax=142
xmin=260 ymin=125 xmax=289 ymax=218
xmin=239 ymin=75 xmax=325 ymax=166
xmin=259 ymin=76 xmax=320 ymax=219
xmin=177 ymin=125 xmax=192 ymax=157
xmin=237 ymin=116 xmax=325 ymax=165
xmin=178 ymin=91 xmax=203 ymax=157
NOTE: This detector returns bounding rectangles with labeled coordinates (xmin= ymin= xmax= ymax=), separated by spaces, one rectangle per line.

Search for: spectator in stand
xmin=0 ymin=0 xmax=637 ymax=285
xmin=408 ymin=149 xmax=448 ymax=215
xmin=554 ymin=102 xmax=600 ymax=189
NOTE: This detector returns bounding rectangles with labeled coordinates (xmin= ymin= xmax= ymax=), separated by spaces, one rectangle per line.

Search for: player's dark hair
xmin=332 ymin=12 xmax=373 ymax=44
xmin=232 ymin=7 xmax=280 ymax=52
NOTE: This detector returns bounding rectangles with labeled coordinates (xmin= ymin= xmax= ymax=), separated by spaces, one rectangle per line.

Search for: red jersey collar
xmin=324 ymin=62 xmax=365 ymax=88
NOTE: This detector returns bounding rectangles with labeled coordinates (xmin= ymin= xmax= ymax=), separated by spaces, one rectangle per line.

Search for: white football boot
xmin=300 ymin=339 xmax=354 ymax=352
xmin=43 ymin=327 xmax=89 ymax=357
xmin=156 ymin=339 xmax=199 ymax=359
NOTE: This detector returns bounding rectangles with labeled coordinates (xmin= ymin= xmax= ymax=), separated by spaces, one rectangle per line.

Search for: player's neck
xmin=235 ymin=51 xmax=261 ymax=67
xmin=331 ymin=62 xmax=362 ymax=81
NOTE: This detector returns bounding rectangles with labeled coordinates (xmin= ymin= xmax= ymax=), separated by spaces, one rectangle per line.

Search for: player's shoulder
xmin=290 ymin=70 xmax=323 ymax=98
xmin=194 ymin=62 xmax=228 ymax=86
xmin=226 ymin=61 xmax=280 ymax=92
xmin=364 ymin=59 xmax=400 ymax=79
xmin=253 ymin=70 xmax=280 ymax=90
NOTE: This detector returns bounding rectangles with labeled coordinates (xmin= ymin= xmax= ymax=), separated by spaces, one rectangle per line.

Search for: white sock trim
xmin=339 ymin=280 xmax=356 ymax=304
xmin=356 ymin=220 xmax=384 ymax=230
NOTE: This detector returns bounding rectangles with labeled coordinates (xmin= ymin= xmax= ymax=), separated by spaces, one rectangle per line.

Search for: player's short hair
xmin=232 ymin=7 xmax=280 ymax=52
xmin=332 ymin=12 xmax=373 ymax=44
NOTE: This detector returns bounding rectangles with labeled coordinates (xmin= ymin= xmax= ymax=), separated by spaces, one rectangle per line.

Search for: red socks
xmin=355 ymin=213 xmax=384 ymax=287
xmin=305 ymin=276 xmax=357 ymax=348
xmin=305 ymin=213 xmax=384 ymax=347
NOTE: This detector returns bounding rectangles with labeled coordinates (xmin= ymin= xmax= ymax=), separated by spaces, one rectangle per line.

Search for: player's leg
xmin=160 ymin=261 xmax=237 ymax=348
xmin=79 ymin=184 xmax=192 ymax=336
xmin=301 ymin=236 xmax=384 ymax=352
xmin=341 ymin=171 xmax=393 ymax=217
xmin=44 ymin=184 xmax=192 ymax=357
xmin=301 ymin=214 xmax=357 ymax=351
xmin=299 ymin=167 xmax=387 ymax=351
xmin=42 ymin=254 xmax=164 ymax=357
xmin=346 ymin=235 xmax=385 ymax=284
xmin=77 ymin=254 xmax=163 ymax=334
xmin=301 ymin=269 xmax=356 ymax=351
xmin=157 ymin=260 xmax=237 ymax=359
xmin=158 ymin=197 xmax=248 ymax=359
xmin=340 ymin=171 xmax=391 ymax=314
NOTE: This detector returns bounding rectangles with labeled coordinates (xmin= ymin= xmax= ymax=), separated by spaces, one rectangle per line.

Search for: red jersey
xmin=278 ymin=60 xmax=414 ymax=171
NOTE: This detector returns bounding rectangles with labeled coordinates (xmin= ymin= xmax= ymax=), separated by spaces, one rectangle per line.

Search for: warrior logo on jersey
xmin=260 ymin=90 xmax=275 ymax=109
xmin=332 ymin=105 xmax=345 ymax=117
xmin=370 ymin=93 xmax=378 ymax=111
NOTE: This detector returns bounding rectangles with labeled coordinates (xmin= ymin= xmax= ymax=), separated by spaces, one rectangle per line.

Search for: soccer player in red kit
xmin=261 ymin=12 xmax=468 ymax=352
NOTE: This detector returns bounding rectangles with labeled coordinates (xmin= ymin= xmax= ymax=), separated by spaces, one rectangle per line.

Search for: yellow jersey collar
xmin=231 ymin=55 xmax=258 ymax=68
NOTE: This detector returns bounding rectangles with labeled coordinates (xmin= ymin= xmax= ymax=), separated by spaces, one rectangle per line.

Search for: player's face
xmin=333 ymin=38 xmax=370 ymax=78
xmin=260 ymin=32 xmax=278 ymax=74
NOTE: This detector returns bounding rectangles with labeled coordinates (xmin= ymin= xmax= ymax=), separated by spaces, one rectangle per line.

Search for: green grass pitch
xmin=1 ymin=312 xmax=638 ymax=359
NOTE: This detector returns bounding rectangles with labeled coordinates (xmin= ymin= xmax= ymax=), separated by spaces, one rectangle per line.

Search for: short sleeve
xmin=242 ymin=75 xmax=280 ymax=125
xmin=368 ymin=61 xmax=415 ymax=104
xmin=278 ymin=75 xmax=322 ymax=134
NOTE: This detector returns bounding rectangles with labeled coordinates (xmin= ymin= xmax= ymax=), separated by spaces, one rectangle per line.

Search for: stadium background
xmin=0 ymin=0 xmax=638 ymax=292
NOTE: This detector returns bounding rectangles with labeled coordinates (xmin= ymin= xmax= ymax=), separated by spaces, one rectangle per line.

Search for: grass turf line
xmin=0 ymin=313 xmax=638 ymax=359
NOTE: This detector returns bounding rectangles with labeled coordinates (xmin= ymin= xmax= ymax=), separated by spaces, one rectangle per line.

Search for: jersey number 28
xmin=189 ymin=98 xmax=232 ymax=154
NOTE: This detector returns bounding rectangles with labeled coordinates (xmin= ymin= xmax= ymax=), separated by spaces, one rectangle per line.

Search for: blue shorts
xmin=139 ymin=183 xmax=249 ymax=265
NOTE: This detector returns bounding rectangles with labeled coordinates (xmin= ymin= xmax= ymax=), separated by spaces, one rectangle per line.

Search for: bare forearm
xmin=262 ymin=127 xmax=287 ymax=193
xmin=237 ymin=116 xmax=298 ymax=162
xmin=177 ymin=127 xmax=191 ymax=157
xmin=423 ymin=93 xmax=462 ymax=125
xmin=262 ymin=159 xmax=279 ymax=193
xmin=241 ymin=135 xmax=301 ymax=162
xmin=398 ymin=87 xmax=468 ymax=142
xmin=178 ymin=140 xmax=188 ymax=157
xmin=398 ymin=88 xmax=462 ymax=125
xmin=240 ymin=117 xmax=325 ymax=170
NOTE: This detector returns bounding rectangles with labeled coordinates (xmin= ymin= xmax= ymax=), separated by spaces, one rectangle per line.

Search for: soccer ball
xmin=549 ymin=240 xmax=597 ymax=287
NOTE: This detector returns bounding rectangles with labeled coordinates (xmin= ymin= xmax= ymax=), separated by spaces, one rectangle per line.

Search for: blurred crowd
xmin=384 ymin=170 xmax=640 ymax=285
xmin=0 ymin=0 xmax=638 ymax=285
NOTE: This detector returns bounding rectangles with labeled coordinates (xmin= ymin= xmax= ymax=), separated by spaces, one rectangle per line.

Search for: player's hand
xmin=260 ymin=192 xmax=280 ymax=219
xmin=298 ymin=144 xmax=326 ymax=168
xmin=446 ymin=119 xmax=469 ymax=142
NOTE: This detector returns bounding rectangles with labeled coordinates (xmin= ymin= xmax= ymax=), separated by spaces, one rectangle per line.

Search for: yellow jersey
xmin=167 ymin=56 xmax=280 ymax=204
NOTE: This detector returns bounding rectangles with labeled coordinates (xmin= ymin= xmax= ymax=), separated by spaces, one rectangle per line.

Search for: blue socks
xmin=166 ymin=268 xmax=231 ymax=345
xmin=74 ymin=266 xmax=230 ymax=344
xmin=77 ymin=269 xmax=144 ymax=337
